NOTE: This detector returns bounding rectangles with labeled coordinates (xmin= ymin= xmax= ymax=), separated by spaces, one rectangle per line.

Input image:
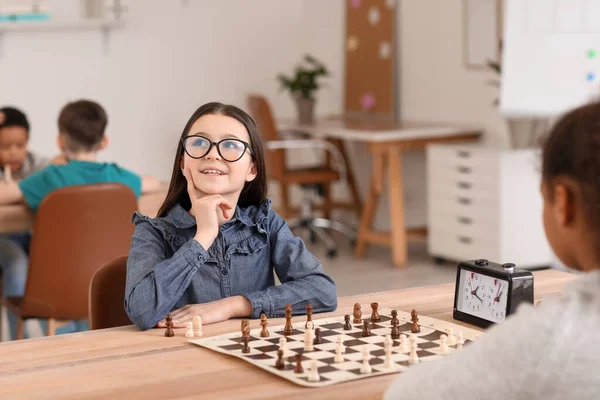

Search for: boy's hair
xmin=542 ymin=101 xmax=600 ymax=226
xmin=0 ymin=107 xmax=30 ymax=137
xmin=58 ymin=100 xmax=107 ymax=153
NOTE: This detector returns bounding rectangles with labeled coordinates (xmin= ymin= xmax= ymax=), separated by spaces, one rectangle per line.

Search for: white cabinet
xmin=427 ymin=144 xmax=552 ymax=268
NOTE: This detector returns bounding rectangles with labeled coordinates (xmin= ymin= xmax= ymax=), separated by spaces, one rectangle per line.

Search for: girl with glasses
xmin=125 ymin=102 xmax=337 ymax=330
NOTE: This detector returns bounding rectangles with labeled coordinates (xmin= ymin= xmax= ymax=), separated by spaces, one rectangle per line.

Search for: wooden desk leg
xmin=355 ymin=150 xmax=386 ymax=258
xmin=329 ymin=138 xmax=363 ymax=217
xmin=387 ymin=147 xmax=407 ymax=267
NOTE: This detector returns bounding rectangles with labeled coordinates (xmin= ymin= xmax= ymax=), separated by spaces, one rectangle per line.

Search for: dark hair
xmin=542 ymin=101 xmax=600 ymax=226
xmin=157 ymin=102 xmax=268 ymax=217
xmin=0 ymin=107 xmax=30 ymax=137
xmin=58 ymin=100 xmax=107 ymax=152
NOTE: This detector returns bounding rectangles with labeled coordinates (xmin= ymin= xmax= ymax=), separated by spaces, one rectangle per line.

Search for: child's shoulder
xmin=237 ymin=199 xmax=273 ymax=227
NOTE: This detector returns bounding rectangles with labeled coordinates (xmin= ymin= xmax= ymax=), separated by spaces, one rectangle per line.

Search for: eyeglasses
xmin=181 ymin=135 xmax=253 ymax=162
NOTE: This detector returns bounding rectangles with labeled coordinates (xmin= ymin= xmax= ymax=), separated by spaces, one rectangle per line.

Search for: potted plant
xmin=277 ymin=55 xmax=329 ymax=125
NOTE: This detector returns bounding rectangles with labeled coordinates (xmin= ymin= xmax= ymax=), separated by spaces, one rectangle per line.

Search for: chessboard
xmin=189 ymin=307 xmax=482 ymax=388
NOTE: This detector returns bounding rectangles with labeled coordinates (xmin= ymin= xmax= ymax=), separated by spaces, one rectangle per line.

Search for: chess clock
xmin=453 ymin=259 xmax=534 ymax=328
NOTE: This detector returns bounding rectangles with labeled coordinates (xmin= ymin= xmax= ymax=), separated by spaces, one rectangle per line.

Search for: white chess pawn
xmin=446 ymin=328 xmax=456 ymax=346
xmin=308 ymin=360 xmax=320 ymax=382
xmin=439 ymin=334 xmax=448 ymax=354
xmin=278 ymin=337 xmax=291 ymax=357
xmin=360 ymin=346 xmax=372 ymax=374
xmin=185 ymin=322 xmax=194 ymax=338
xmin=398 ymin=333 xmax=409 ymax=353
xmin=336 ymin=335 xmax=345 ymax=353
xmin=193 ymin=315 xmax=203 ymax=337
xmin=304 ymin=327 xmax=314 ymax=351
xmin=334 ymin=343 xmax=345 ymax=363
xmin=383 ymin=335 xmax=395 ymax=370
xmin=306 ymin=321 xmax=314 ymax=330
xmin=3 ymin=164 xmax=12 ymax=183
xmin=457 ymin=331 xmax=465 ymax=350
xmin=409 ymin=333 xmax=418 ymax=350
xmin=408 ymin=341 xmax=419 ymax=364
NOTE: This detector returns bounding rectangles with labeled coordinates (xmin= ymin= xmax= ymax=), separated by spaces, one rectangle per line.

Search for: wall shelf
xmin=0 ymin=18 xmax=122 ymax=32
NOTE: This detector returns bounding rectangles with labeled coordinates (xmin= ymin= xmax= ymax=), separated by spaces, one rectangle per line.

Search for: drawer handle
xmin=458 ymin=236 xmax=472 ymax=244
xmin=457 ymin=197 xmax=472 ymax=205
xmin=457 ymin=181 xmax=471 ymax=189
xmin=457 ymin=217 xmax=472 ymax=224
xmin=457 ymin=166 xmax=472 ymax=174
xmin=457 ymin=150 xmax=471 ymax=158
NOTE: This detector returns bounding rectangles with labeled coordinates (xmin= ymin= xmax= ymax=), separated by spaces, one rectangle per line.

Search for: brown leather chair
xmin=247 ymin=94 xmax=360 ymax=256
xmin=89 ymin=256 xmax=131 ymax=330
xmin=2 ymin=184 xmax=137 ymax=338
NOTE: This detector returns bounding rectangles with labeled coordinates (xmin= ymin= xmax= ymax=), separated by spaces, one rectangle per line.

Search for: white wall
xmin=0 ymin=0 xmax=508 ymax=228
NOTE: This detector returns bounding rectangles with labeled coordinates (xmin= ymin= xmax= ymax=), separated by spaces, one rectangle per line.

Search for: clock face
xmin=456 ymin=269 xmax=509 ymax=323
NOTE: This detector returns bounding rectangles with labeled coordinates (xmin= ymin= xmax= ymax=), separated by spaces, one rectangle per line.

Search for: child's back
xmin=384 ymin=102 xmax=600 ymax=400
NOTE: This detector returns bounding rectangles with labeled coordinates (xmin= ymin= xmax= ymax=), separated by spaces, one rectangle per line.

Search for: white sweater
xmin=384 ymin=270 xmax=598 ymax=400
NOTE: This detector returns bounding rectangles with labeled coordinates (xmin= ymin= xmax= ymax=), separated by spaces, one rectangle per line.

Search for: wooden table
xmin=279 ymin=116 xmax=482 ymax=268
xmin=0 ymin=184 xmax=169 ymax=234
xmin=0 ymin=269 xmax=574 ymax=399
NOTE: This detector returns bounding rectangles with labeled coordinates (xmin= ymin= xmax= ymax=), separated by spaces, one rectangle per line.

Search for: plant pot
xmin=505 ymin=117 xmax=551 ymax=149
xmin=293 ymin=95 xmax=316 ymax=125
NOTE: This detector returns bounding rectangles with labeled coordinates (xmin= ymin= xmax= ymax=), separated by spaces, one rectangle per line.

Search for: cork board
xmin=344 ymin=0 xmax=397 ymax=118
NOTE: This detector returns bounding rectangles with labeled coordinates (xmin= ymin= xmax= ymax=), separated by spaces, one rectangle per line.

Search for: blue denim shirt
xmin=125 ymin=199 xmax=337 ymax=330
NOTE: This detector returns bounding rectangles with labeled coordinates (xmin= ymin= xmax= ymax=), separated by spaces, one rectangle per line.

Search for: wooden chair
xmin=247 ymin=94 xmax=362 ymax=219
xmin=1 ymin=184 xmax=137 ymax=338
xmin=89 ymin=256 xmax=131 ymax=330
xmin=247 ymin=95 xmax=362 ymax=256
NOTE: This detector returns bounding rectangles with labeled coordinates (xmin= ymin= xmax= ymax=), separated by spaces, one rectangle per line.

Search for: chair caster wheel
xmin=433 ymin=257 xmax=447 ymax=265
xmin=327 ymin=248 xmax=338 ymax=258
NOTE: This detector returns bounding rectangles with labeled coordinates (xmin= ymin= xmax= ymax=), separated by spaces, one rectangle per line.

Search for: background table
xmin=0 ymin=269 xmax=574 ymax=399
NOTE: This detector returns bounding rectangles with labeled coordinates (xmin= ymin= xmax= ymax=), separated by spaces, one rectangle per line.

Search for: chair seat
xmin=280 ymin=167 xmax=340 ymax=185
xmin=3 ymin=296 xmax=23 ymax=314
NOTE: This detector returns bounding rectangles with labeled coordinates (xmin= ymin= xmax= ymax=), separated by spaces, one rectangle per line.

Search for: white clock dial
xmin=456 ymin=270 xmax=508 ymax=323
xmin=487 ymin=279 xmax=508 ymax=321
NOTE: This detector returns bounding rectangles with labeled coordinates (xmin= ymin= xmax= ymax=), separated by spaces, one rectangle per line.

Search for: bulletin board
xmin=344 ymin=0 xmax=398 ymax=119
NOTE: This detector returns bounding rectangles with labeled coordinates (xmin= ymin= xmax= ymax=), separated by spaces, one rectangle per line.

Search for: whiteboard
xmin=500 ymin=0 xmax=600 ymax=118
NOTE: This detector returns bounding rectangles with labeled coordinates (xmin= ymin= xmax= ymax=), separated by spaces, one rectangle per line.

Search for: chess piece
xmin=279 ymin=337 xmax=291 ymax=358
xmin=383 ymin=335 xmax=394 ymax=369
xmin=260 ymin=313 xmax=270 ymax=338
xmin=370 ymin=302 xmax=380 ymax=322
xmin=193 ymin=315 xmax=203 ymax=337
xmin=284 ymin=304 xmax=294 ymax=336
xmin=306 ymin=321 xmax=314 ymax=330
xmin=275 ymin=349 xmax=285 ymax=370
xmin=457 ymin=331 xmax=465 ymax=350
xmin=343 ymin=314 xmax=352 ymax=330
xmin=398 ymin=333 xmax=409 ymax=353
xmin=408 ymin=337 xmax=419 ymax=364
xmin=334 ymin=343 xmax=345 ymax=363
xmin=242 ymin=322 xmax=251 ymax=339
xmin=305 ymin=304 xmax=313 ymax=328
xmin=360 ymin=346 xmax=372 ymax=374
xmin=304 ymin=327 xmax=314 ymax=351
xmin=439 ymin=334 xmax=448 ymax=354
xmin=353 ymin=303 xmax=362 ymax=323
xmin=164 ymin=314 xmax=175 ymax=337
xmin=185 ymin=322 xmax=194 ymax=338
xmin=3 ymin=165 xmax=12 ymax=183
xmin=446 ymin=328 xmax=456 ymax=346
xmin=307 ymin=360 xmax=320 ymax=382
xmin=314 ymin=328 xmax=322 ymax=345
xmin=336 ymin=335 xmax=345 ymax=353
xmin=411 ymin=309 xmax=420 ymax=333
xmin=241 ymin=335 xmax=251 ymax=354
xmin=241 ymin=319 xmax=249 ymax=335
xmin=390 ymin=309 xmax=399 ymax=326
xmin=391 ymin=320 xmax=400 ymax=339
xmin=362 ymin=320 xmax=371 ymax=337
xmin=294 ymin=354 xmax=304 ymax=373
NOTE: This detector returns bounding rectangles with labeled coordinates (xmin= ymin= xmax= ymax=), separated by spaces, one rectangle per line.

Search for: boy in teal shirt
xmin=0 ymin=99 xmax=160 ymax=339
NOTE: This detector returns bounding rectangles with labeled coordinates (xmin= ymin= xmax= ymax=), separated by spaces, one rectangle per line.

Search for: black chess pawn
xmin=313 ymin=328 xmax=322 ymax=345
xmin=362 ymin=320 xmax=371 ymax=337
xmin=294 ymin=354 xmax=304 ymax=373
xmin=164 ymin=314 xmax=175 ymax=337
xmin=391 ymin=320 xmax=400 ymax=340
xmin=275 ymin=349 xmax=285 ymax=370
xmin=241 ymin=335 xmax=251 ymax=353
xmin=391 ymin=309 xmax=399 ymax=326
xmin=343 ymin=314 xmax=352 ymax=330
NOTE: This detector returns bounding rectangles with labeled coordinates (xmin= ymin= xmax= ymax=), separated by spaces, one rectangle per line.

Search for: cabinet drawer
xmin=428 ymin=196 xmax=499 ymax=224
xmin=428 ymin=229 xmax=499 ymax=261
xmin=428 ymin=165 xmax=498 ymax=190
xmin=428 ymin=147 xmax=499 ymax=176
xmin=428 ymin=211 xmax=499 ymax=243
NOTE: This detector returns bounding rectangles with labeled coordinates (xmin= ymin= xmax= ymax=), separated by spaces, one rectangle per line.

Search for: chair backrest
xmin=89 ymin=256 xmax=131 ymax=330
xmin=247 ymin=94 xmax=285 ymax=180
xmin=21 ymin=183 xmax=137 ymax=320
